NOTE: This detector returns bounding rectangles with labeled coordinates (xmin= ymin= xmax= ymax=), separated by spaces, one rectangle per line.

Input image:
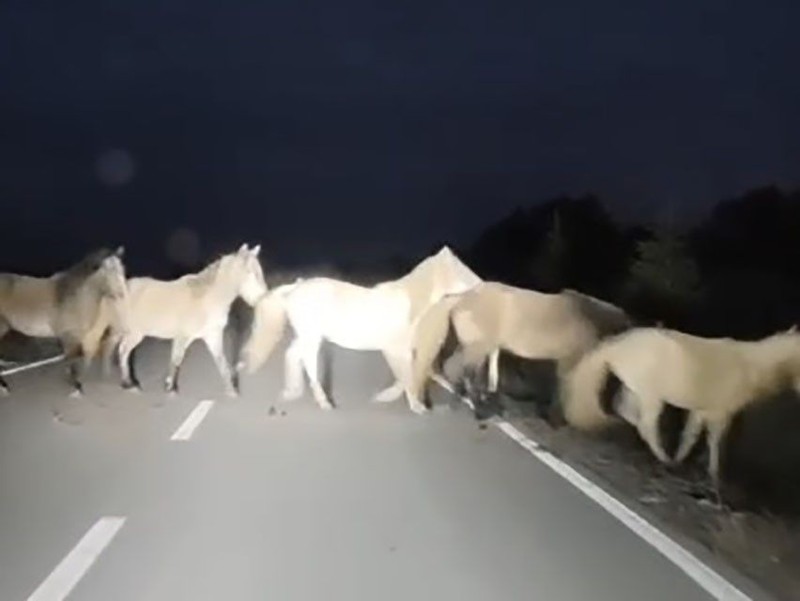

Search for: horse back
xmin=0 ymin=273 xmax=54 ymax=298
xmin=0 ymin=274 xmax=58 ymax=335
xmin=287 ymin=278 xmax=411 ymax=349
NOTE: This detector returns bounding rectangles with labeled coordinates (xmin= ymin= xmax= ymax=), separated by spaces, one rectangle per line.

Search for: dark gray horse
xmin=0 ymin=247 xmax=128 ymax=395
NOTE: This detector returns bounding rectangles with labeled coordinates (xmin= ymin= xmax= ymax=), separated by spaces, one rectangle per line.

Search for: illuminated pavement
xmin=0 ymin=338 xmax=718 ymax=601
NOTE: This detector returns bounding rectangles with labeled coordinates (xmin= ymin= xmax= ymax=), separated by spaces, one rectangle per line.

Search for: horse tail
xmin=409 ymin=294 xmax=461 ymax=398
xmin=240 ymin=284 xmax=295 ymax=374
xmin=559 ymin=341 xmax=620 ymax=431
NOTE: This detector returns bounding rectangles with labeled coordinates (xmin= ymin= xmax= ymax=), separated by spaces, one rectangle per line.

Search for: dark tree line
xmin=465 ymin=185 xmax=800 ymax=339
xmin=458 ymin=185 xmax=800 ymax=511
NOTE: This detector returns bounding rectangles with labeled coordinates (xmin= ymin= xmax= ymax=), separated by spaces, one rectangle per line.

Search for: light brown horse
xmin=98 ymin=244 xmax=267 ymax=397
xmin=408 ymin=282 xmax=633 ymax=414
xmin=0 ymin=247 xmax=128 ymax=395
xmin=557 ymin=325 xmax=800 ymax=492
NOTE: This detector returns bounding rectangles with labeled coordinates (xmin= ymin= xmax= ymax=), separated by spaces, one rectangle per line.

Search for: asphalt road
xmin=0 ymin=337 xmax=717 ymax=601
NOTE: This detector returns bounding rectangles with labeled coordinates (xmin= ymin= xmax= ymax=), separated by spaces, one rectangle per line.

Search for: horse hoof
xmin=123 ymin=383 xmax=141 ymax=393
xmin=225 ymin=389 xmax=239 ymax=399
xmin=409 ymin=403 xmax=430 ymax=416
xmin=69 ymin=389 xmax=83 ymax=399
xmin=319 ymin=402 xmax=335 ymax=411
xmin=281 ymin=389 xmax=302 ymax=402
xmin=0 ymin=387 xmax=9 ymax=397
xmin=373 ymin=389 xmax=402 ymax=403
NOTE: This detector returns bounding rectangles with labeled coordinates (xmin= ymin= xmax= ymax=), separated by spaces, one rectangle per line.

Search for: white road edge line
xmin=26 ymin=516 xmax=125 ymax=601
xmin=0 ymin=354 xmax=65 ymax=376
xmin=170 ymin=399 xmax=215 ymax=441
xmin=430 ymin=373 xmax=756 ymax=601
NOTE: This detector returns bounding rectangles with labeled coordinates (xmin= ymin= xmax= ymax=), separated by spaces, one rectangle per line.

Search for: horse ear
xmin=251 ymin=244 xmax=261 ymax=257
xmin=115 ymin=246 xmax=125 ymax=258
xmin=238 ymin=243 xmax=249 ymax=254
xmin=787 ymin=324 xmax=798 ymax=334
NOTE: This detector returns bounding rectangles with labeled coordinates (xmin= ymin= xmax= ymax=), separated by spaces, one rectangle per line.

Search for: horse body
xmin=240 ymin=245 xmax=482 ymax=414
xmin=0 ymin=247 xmax=128 ymax=395
xmin=559 ymin=326 xmax=800 ymax=489
xmin=0 ymin=275 xmax=61 ymax=338
xmin=124 ymin=275 xmax=233 ymax=340
xmin=103 ymin=244 xmax=267 ymax=397
xmin=410 ymin=281 xmax=633 ymax=415
xmin=284 ymin=278 xmax=411 ymax=351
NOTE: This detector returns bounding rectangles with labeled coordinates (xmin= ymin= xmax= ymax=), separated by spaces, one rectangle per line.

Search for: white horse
xmin=240 ymin=246 xmax=482 ymax=413
xmin=558 ymin=325 xmax=800 ymax=490
xmin=99 ymin=244 xmax=267 ymax=397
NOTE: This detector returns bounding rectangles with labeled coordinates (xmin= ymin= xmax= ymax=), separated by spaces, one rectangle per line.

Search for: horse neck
xmin=392 ymin=260 xmax=437 ymax=318
xmin=199 ymin=258 xmax=241 ymax=306
xmin=55 ymin=265 xmax=101 ymax=305
xmin=742 ymin=336 xmax=800 ymax=386
xmin=56 ymin=270 xmax=108 ymax=333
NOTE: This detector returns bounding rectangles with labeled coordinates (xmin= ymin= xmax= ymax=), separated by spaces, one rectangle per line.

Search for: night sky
xmin=1 ymin=0 xmax=799 ymax=274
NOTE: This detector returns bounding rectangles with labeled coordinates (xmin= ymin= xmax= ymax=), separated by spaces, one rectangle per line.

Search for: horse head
xmin=234 ymin=243 xmax=268 ymax=306
xmin=97 ymin=246 xmax=128 ymax=300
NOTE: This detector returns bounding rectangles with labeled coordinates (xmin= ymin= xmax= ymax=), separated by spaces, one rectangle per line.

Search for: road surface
xmin=0 ymin=337 xmax=720 ymax=601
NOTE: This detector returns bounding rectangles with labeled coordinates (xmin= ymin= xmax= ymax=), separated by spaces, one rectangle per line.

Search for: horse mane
xmin=562 ymin=288 xmax=632 ymax=335
xmin=54 ymin=247 xmax=115 ymax=303
xmin=187 ymin=250 xmax=248 ymax=294
xmin=194 ymin=255 xmax=224 ymax=283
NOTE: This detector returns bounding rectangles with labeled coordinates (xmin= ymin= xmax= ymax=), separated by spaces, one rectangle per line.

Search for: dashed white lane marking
xmin=430 ymin=373 xmax=758 ymax=601
xmin=26 ymin=516 xmax=126 ymax=601
xmin=0 ymin=355 xmax=65 ymax=376
xmin=170 ymin=400 xmax=215 ymax=441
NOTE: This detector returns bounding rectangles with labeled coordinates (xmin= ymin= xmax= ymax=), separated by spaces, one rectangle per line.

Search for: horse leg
xmin=460 ymin=344 xmax=491 ymax=411
xmin=118 ymin=333 xmax=144 ymax=391
xmin=373 ymin=381 xmax=404 ymax=403
xmin=0 ymin=320 xmax=9 ymax=396
xmin=705 ymin=416 xmax=731 ymax=505
xmin=636 ymin=399 xmax=674 ymax=465
xmin=101 ymin=330 xmax=120 ymax=377
xmin=0 ymin=319 xmax=9 ymax=395
xmin=61 ymin=340 xmax=85 ymax=397
xmin=165 ymin=336 xmax=193 ymax=396
xmin=487 ymin=347 xmax=500 ymax=394
xmin=281 ymin=337 xmax=307 ymax=401
xmin=373 ymin=351 xmax=406 ymax=406
xmin=383 ymin=347 xmax=428 ymax=415
xmin=203 ymin=329 xmax=238 ymax=398
xmin=673 ymin=411 xmax=705 ymax=465
xmin=296 ymin=336 xmax=333 ymax=410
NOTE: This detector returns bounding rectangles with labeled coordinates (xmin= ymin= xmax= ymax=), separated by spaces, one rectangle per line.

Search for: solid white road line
xmin=26 ymin=516 xmax=126 ymax=601
xmin=170 ymin=400 xmax=215 ymax=441
xmin=496 ymin=421 xmax=754 ymax=601
xmin=429 ymin=373 xmax=758 ymax=601
xmin=0 ymin=354 xmax=65 ymax=376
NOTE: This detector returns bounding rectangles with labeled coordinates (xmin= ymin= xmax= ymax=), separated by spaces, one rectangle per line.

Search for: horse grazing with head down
xmin=239 ymin=245 xmax=483 ymax=414
xmin=0 ymin=246 xmax=128 ymax=396
xmin=555 ymin=325 xmax=800 ymax=494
